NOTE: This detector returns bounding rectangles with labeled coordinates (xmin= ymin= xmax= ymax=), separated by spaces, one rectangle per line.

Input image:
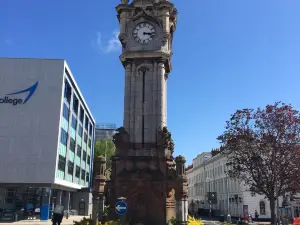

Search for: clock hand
xmin=143 ymin=32 xmax=153 ymax=35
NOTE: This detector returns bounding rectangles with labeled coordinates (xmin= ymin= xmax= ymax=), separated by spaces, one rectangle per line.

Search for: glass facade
xmin=56 ymin=78 xmax=94 ymax=187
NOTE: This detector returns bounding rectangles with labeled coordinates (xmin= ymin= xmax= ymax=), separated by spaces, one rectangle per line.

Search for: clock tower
xmin=104 ymin=0 xmax=188 ymax=224
xmin=118 ymin=0 xmax=176 ymax=142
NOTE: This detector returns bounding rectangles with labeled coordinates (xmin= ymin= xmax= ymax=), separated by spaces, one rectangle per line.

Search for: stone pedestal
xmin=92 ymin=156 xmax=106 ymax=225
xmin=175 ymin=156 xmax=188 ymax=225
xmin=175 ymin=199 xmax=188 ymax=225
xmin=92 ymin=197 xmax=100 ymax=225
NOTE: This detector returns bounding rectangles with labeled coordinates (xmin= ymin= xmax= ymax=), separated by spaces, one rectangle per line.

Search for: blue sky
xmin=1 ymin=0 xmax=300 ymax=164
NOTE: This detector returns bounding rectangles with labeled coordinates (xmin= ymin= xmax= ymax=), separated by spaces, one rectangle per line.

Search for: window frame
xmin=81 ymin=169 xmax=85 ymax=180
xmin=86 ymin=172 xmax=89 ymax=182
xmin=71 ymin=116 xmax=77 ymax=130
xmin=70 ymin=137 xmax=76 ymax=153
xmin=259 ymin=201 xmax=266 ymax=215
xmin=58 ymin=155 xmax=66 ymax=171
xmin=75 ymin=166 xmax=80 ymax=178
xmin=77 ymin=145 xmax=82 ymax=158
xmin=60 ymin=128 xmax=68 ymax=146
xmin=67 ymin=160 xmax=74 ymax=175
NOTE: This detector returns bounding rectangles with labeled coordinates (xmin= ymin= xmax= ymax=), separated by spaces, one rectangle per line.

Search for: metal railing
xmin=96 ymin=123 xmax=117 ymax=130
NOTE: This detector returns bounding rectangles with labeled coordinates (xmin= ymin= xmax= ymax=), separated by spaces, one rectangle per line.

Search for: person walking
xmin=52 ymin=205 xmax=64 ymax=225
xmin=255 ymin=210 xmax=259 ymax=222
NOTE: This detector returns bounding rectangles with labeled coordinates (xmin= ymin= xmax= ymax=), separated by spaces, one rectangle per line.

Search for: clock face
xmin=132 ymin=22 xmax=156 ymax=44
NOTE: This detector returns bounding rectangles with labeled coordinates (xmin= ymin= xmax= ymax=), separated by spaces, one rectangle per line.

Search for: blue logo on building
xmin=0 ymin=82 xmax=38 ymax=106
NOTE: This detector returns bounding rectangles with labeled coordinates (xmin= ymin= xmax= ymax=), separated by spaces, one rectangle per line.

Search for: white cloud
xmin=93 ymin=31 xmax=122 ymax=53
xmin=4 ymin=39 xmax=12 ymax=45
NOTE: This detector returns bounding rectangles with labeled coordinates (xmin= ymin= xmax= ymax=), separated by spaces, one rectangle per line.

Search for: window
xmin=84 ymin=133 xmax=88 ymax=143
xmin=75 ymin=166 xmax=80 ymax=178
xmin=71 ymin=116 xmax=77 ymax=130
xmin=89 ymin=124 xmax=93 ymax=136
xmin=5 ymin=188 xmax=16 ymax=204
xmin=85 ymin=116 xmax=89 ymax=130
xmin=64 ymin=80 xmax=72 ymax=103
xmin=79 ymin=107 xmax=84 ymax=123
xmin=87 ymin=155 xmax=90 ymax=165
xmin=63 ymin=103 xmax=69 ymax=120
xmin=88 ymin=139 xmax=91 ymax=148
xmin=73 ymin=94 xmax=79 ymax=114
xmin=83 ymin=151 xmax=87 ymax=162
xmin=78 ymin=125 xmax=83 ymax=137
xmin=81 ymin=169 xmax=85 ymax=180
xmin=70 ymin=138 xmax=76 ymax=152
xmin=58 ymin=155 xmax=66 ymax=171
xmin=60 ymin=128 xmax=68 ymax=145
xmin=260 ymin=201 xmax=266 ymax=215
xmin=77 ymin=145 xmax=82 ymax=158
xmin=86 ymin=172 xmax=89 ymax=182
xmin=67 ymin=161 xmax=74 ymax=175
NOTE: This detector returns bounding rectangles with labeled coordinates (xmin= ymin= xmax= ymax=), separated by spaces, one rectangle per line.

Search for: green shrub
xmin=73 ymin=217 xmax=93 ymax=225
xmin=73 ymin=217 xmax=127 ymax=225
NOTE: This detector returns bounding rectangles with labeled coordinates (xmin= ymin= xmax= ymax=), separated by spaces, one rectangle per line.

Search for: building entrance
xmin=78 ymin=202 xmax=85 ymax=215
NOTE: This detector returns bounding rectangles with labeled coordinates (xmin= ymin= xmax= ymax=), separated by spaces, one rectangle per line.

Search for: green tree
xmin=218 ymin=102 xmax=300 ymax=224
xmin=94 ymin=139 xmax=116 ymax=169
xmin=93 ymin=139 xmax=115 ymax=180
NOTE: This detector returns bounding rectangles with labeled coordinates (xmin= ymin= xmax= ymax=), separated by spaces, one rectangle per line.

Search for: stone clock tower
xmin=104 ymin=0 xmax=188 ymax=224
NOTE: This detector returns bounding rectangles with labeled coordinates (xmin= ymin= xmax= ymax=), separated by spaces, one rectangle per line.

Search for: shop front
xmin=0 ymin=186 xmax=71 ymax=221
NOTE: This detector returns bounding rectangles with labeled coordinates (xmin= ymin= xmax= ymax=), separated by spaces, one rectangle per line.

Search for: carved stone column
xmin=175 ymin=156 xmax=188 ymax=225
xmin=157 ymin=62 xmax=166 ymax=131
xmin=107 ymin=156 xmax=117 ymax=220
xmin=123 ymin=63 xmax=131 ymax=131
xmin=152 ymin=62 xmax=158 ymax=143
xmin=130 ymin=66 xmax=137 ymax=143
xmin=92 ymin=156 xmax=106 ymax=225
xmin=166 ymin=188 xmax=176 ymax=225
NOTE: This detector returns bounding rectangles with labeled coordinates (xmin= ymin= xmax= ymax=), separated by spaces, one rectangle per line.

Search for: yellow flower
xmin=187 ymin=216 xmax=204 ymax=225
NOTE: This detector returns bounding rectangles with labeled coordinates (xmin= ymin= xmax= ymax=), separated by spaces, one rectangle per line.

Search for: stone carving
xmin=157 ymin=126 xmax=174 ymax=152
xmin=121 ymin=0 xmax=129 ymax=4
xmin=170 ymin=8 xmax=178 ymax=26
xmin=118 ymin=33 xmax=127 ymax=48
xmin=161 ymin=32 xmax=170 ymax=45
xmin=112 ymin=126 xmax=129 ymax=149
xmin=105 ymin=168 xmax=112 ymax=181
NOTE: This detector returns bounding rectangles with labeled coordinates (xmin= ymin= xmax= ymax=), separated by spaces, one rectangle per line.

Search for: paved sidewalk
xmin=0 ymin=216 xmax=86 ymax=225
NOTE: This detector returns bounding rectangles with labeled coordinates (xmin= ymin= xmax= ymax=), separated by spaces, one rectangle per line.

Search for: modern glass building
xmin=0 ymin=58 xmax=95 ymax=221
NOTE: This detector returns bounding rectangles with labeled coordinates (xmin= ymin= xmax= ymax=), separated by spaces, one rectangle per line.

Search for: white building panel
xmin=0 ymin=58 xmax=65 ymax=184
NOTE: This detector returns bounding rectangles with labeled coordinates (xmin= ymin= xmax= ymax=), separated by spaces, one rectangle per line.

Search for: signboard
xmin=115 ymin=201 xmax=127 ymax=215
xmin=0 ymin=82 xmax=38 ymax=106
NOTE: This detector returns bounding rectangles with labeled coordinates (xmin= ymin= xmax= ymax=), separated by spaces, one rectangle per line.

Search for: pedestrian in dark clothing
xmin=52 ymin=205 xmax=64 ymax=225
xmin=255 ymin=210 xmax=259 ymax=221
